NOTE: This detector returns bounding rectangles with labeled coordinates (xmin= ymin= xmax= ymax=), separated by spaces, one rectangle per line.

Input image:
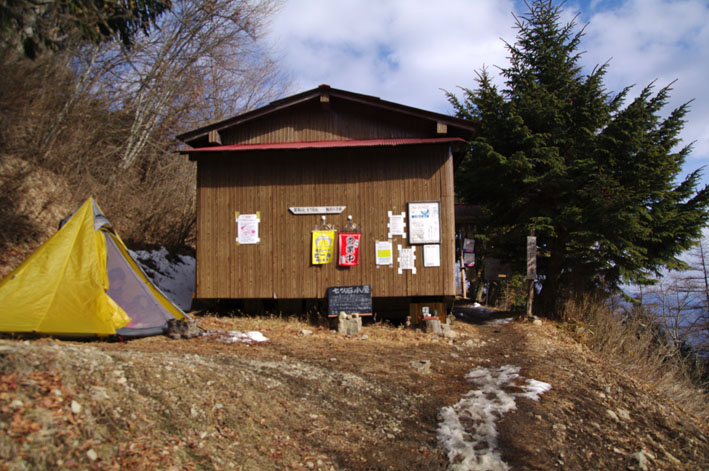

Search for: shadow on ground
xmin=452 ymin=301 xmax=518 ymax=325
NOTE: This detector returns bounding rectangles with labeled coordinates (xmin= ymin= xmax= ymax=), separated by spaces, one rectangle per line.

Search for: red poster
xmin=338 ymin=232 xmax=361 ymax=266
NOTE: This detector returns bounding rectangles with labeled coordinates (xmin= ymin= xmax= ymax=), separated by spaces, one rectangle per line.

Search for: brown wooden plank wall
xmin=221 ymin=102 xmax=434 ymax=145
xmin=195 ymin=144 xmax=456 ymax=300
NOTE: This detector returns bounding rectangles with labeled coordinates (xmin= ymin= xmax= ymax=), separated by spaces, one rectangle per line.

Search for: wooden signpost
xmin=526 ymin=233 xmax=537 ymax=317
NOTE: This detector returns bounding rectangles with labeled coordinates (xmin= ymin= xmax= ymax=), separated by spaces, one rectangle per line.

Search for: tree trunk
xmin=699 ymin=242 xmax=709 ymax=311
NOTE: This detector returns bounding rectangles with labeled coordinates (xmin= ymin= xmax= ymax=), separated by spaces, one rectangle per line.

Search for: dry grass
xmin=3 ymin=313 xmax=709 ymax=470
xmin=0 ymin=316 xmax=466 ymax=471
xmin=0 ymin=47 xmax=200 ymax=261
xmin=561 ymin=296 xmax=708 ymax=420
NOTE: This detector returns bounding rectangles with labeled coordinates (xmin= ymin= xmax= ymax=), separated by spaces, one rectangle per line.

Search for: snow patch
xmin=127 ymin=247 xmax=269 ymax=344
xmin=130 ymin=247 xmax=195 ymax=312
xmin=519 ymin=378 xmax=553 ymax=401
xmin=203 ymin=330 xmax=269 ymax=344
xmin=485 ymin=317 xmax=514 ymax=326
xmin=437 ymin=365 xmax=551 ymax=471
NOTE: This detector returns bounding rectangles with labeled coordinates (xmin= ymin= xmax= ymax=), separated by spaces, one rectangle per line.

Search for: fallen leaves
xmin=1 ymin=314 xmax=707 ymax=471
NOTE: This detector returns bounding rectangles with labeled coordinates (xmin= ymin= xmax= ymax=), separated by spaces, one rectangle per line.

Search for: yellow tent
xmin=0 ymin=198 xmax=187 ymax=337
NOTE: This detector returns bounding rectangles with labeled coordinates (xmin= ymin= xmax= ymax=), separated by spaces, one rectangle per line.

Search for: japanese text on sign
xmin=375 ymin=240 xmax=393 ymax=265
xmin=423 ymin=244 xmax=441 ymax=267
xmin=330 ymin=285 xmax=370 ymax=295
xmin=312 ymin=230 xmax=335 ymax=264
xmin=236 ymin=213 xmax=260 ymax=244
xmin=398 ymin=245 xmax=417 ymax=274
xmin=327 ymin=285 xmax=372 ymax=316
xmin=408 ymin=201 xmax=440 ymax=244
xmin=388 ymin=211 xmax=406 ymax=238
xmin=290 ymin=206 xmax=345 ymax=215
xmin=338 ymin=232 xmax=361 ymax=266
xmin=526 ymin=236 xmax=537 ymax=280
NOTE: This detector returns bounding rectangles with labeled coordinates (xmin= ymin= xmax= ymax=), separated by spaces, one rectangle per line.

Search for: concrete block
xmin=337 ymin=312 xmax=362 ymax=336
xmin=424 ymin=319 xmax=442 ymax=334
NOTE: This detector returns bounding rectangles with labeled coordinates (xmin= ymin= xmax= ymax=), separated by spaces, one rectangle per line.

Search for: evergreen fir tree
xmin=0 ymin=0 xmax=172 ymax=58
xmin=448 ymin=0 xmax=709 ymax=316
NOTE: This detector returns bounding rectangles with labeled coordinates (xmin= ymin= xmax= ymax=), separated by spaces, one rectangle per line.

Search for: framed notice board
xmin=408 ymin=201 xmax=440 ymax=244
xmin=327 ymin=285 xmax=372 ymax=317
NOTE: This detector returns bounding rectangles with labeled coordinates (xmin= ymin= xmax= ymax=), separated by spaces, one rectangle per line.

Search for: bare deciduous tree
xmin=640 ymin=237 xmax=709 ymax=374
xmin=0 ymin=0 xmax=290 ymax=257
xmin=72 ymin=0 xmax=289 ymax=169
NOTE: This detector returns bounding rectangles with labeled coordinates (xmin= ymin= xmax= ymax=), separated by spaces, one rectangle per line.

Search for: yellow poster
xmin=312 ymin=230 xmax=335 ymax=264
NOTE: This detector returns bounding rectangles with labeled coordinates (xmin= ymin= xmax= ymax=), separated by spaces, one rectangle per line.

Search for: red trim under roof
xmin=181 ymin=137 xmax=466 ymax=154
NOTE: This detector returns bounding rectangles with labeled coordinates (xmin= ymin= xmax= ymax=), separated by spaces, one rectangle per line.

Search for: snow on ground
xmin=130 ymin=248 xmax=269 ymax=342
xmin=130 ymin=247 xmax=195 ymax=312
xmin=485 ymin=317 xmax=515 ymax=326
xmin=438 ymin=365 xmax=552 ymax=471
xmin=202 ymin=330 xmax=270 ymax=344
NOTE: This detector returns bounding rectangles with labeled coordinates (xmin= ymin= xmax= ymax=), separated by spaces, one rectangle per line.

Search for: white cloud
xmin=577 ymin=0 xmax=709 ymax=165
xmin=266 ymin=0 xmax=709 ymax=181
xmin=266 ymin=0 xmax=516 ymax=113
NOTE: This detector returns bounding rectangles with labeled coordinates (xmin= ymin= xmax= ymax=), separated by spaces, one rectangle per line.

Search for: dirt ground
xmin=1 ymin=312 xmax=708 ymax=470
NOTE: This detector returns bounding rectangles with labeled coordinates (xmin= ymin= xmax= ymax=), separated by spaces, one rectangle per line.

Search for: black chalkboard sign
xmin=327 ymin=285 xmax=372 ymax=317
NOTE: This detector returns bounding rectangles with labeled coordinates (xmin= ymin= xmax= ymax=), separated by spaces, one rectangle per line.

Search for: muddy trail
xmin=1 ymin=312 xmax=707 ymax=470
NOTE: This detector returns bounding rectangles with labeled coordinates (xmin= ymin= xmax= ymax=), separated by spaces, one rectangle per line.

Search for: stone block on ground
xmin=423 ymin=319 xmax=442 ymax=334
xmin=409 ymin=360 xmax=431 ymax=374
xmin=337 ymin=312 xmax=362 ymax=336
xmin=166 ymin=318 xmax=200 ymax=339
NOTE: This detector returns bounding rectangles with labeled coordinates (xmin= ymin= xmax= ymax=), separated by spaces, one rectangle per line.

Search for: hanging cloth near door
xmin=312 ymin=230 xmax=335 ymax=264
xmin=338 ymin=232 xmax=361 ymax=266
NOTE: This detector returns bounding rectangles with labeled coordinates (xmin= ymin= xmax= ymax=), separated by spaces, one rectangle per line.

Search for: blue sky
xmin=265 ymin=0 xmax=709 ymax=186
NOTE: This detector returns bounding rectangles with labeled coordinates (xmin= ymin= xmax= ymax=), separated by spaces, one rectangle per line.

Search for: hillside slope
xmin=1 ymin=315 xmax=707 ymax=470
xmin=0 ymin=155 xmax=75 ymax=280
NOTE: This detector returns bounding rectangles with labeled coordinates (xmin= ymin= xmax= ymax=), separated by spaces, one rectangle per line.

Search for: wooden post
xmin=526 ymin=278 xmax=535 ymax=318
xmin=459 ymin=232 xmax=468 ymax=299
xmin=208 ymin=129 xmax=222 ymax=145
xmin=526 ymin=230 xmax=537 ymax=318
xmin=498 ymin=274 xmax=508 ymax=310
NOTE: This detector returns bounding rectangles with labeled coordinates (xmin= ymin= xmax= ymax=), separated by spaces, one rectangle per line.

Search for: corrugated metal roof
xmin=182 ymin=137 xmax=466 ymax=154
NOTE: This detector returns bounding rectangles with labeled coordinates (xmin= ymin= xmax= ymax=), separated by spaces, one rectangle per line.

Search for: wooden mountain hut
xmin=177 ymin=85 xmax=476 ymax=315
